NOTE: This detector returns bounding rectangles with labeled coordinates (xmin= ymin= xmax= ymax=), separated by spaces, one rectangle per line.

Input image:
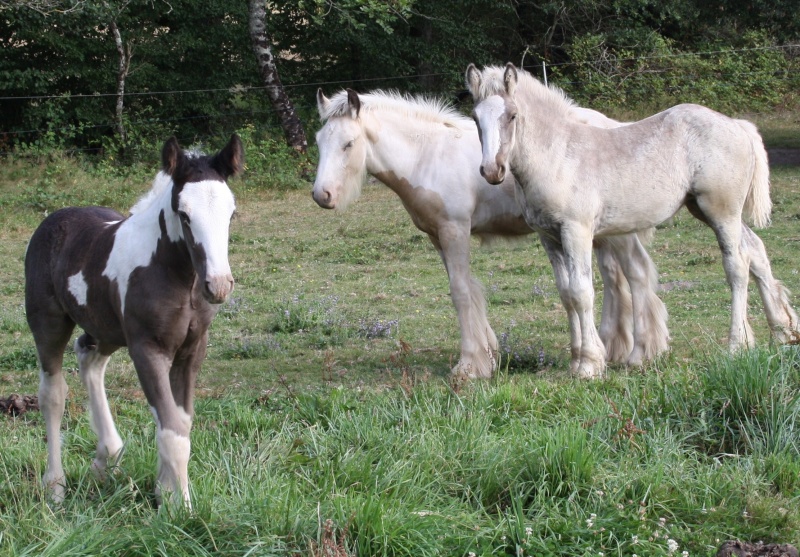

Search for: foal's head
xmin=312 ymin=88 xmax=368 ymax=210
xmin=466 ymin=63 xmax=520 ymax=185
xmin=161 ymin=135 xmax=244 ymax=303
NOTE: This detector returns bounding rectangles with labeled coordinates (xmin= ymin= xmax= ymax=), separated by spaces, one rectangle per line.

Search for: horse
xmin=312 ymin=88 xmax=668 ymax=379
xmin=466 ymin=62 xmax=799 ymax=378
xmin=25 ymin=135 xmax=244 ymax=506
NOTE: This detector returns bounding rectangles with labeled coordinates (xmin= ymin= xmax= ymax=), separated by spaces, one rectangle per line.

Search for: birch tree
xmin=248 ymin=0 xmax=307 ymax=153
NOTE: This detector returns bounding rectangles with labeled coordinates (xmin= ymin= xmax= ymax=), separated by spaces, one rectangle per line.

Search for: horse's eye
xmin=344 ymin=140 xmax=354 ymax=151
xmin=509 ymin=113 xmax=517 ymax=121
xmin=178 ymin=211 xmax=191 ymax=225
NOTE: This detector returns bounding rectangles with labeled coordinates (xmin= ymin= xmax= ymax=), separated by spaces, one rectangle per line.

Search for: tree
xmin=247 ymin=0 xmax=307 ymax=153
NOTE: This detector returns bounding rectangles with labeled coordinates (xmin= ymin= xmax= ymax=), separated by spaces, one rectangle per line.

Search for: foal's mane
xmin=129 ymin=171 xmax=173 ymax=215
xmin=475 ymin=65 xmax=578 ymax=119
xmin=321 ymin=89 xmax=474 ymax=131
xmin=129 ymin=150 xmax=206 ymax=215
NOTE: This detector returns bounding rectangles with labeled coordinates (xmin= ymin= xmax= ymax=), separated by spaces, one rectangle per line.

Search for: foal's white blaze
xmin=67 ymin=271 xmax=89 ymax=306
xmin=178 ymin=179 xmax=236 ymax=301
xmin=473 ymin=95 xmax=506 ymax=175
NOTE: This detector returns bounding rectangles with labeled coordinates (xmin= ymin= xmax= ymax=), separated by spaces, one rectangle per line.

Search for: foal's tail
xmin=738 ymin=119 xmax=772 ymax=228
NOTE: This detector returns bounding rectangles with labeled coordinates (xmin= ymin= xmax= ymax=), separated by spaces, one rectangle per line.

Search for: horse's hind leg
xmin=595 ymin=242 xmax=633 ymax=363
xmin=28 ymin=313 xmax=74 ymax=503
xmin=75 ymin=334 xmax=123 ymax=481
xmin=741 ymin=224 xmax=800 ymax=343
xmin=431 ymin=226 xmax=496 ymax=379
xmin=712 ymin=220 xmax=754 ymax=350
xmin=604 ymin=233 xmax=669 ymax=365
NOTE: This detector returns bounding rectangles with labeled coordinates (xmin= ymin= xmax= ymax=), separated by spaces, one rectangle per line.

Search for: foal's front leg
xmin=562 ymin=226 xmax=606 ymax=378
xmin=431 ymin=225 xmax=497 ymax=379
xmin=539 ymin=236 xmax=582 ymax=374
xmin=129 ymin=343 xmax=193 ymax=507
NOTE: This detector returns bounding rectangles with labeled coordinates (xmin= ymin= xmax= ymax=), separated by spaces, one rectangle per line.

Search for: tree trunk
xmin=109 ymin=19 xmax=131 ymax=144
xmin=248 ymin=0 xmax=307 ymax=153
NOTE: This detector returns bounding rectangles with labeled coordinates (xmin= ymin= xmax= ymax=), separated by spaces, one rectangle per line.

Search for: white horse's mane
xmin=321 ymin=89 xmax=474 ymax=131
xmin=130 ymin=171 xmax=173 ymax=215
xmin=474 ymin=65 xmax=578 ymax=119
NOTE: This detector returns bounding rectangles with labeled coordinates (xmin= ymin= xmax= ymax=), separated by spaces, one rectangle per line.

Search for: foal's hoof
xmin=575 ymin=362 xmax=604 ymax=380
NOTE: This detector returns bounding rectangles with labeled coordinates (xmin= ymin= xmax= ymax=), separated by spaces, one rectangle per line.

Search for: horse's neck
xmin=363 ymin=111 xmax=437 ymax=178
xmin=117 ymin=183 xmax=185 ymax=264
xmin=513 ymin=85 xmax=574 ymax=179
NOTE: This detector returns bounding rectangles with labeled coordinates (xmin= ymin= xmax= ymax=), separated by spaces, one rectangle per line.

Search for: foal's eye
xmin=509 ymin=113 xmax=517 ymax=122
xmin=343 ymin=140 xmax=354 ymax=151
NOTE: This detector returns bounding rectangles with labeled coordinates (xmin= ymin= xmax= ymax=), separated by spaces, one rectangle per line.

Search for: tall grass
xmin=2 ymin=348 xmax=799 ymax=556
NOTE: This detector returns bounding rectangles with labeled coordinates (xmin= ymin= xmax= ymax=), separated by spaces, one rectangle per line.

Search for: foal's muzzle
xmin=204 ymin=274 xmax=234 ymax=304
xmin=480 ymin=163 xmax=506 ymax=185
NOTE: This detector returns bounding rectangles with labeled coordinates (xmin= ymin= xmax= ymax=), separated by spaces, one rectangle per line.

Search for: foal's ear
xmin=316 ymin=88 xmax=330 ymax=119
xmin=346 ymin=88 xmax=361 ymax=119
xmin=161 ymin=136 xmax=182 ymax=176
xmin=503 ymin=63 xmax=518 ymax=96
xmin=212 ymin=134 xmax=245 ymax=179
xmin=465 ymin=63 xmax=481 ymax=99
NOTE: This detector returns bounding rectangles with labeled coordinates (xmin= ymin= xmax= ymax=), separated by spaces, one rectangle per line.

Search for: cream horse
xmin=467 ymin=63 xmax=798 ymax=378
xmin=312 ymin=88 xmax=668 ymax=378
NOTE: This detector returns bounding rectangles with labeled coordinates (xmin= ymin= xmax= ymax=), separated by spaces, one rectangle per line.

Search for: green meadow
xmin=1 ymin=137 xmax=799 ymax=555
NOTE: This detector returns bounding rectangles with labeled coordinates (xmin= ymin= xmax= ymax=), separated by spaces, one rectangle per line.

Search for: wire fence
xmin=2 ymin=43 xmax=799 ymax=154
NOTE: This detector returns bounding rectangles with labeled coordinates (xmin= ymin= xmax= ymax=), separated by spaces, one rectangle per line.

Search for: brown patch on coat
xmin=372 ymin=170 xmax=447 ymax=237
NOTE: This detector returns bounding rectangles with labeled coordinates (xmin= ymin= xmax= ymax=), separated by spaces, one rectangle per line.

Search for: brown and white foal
xmin=25 ymin=135 xmax=243 ymax=507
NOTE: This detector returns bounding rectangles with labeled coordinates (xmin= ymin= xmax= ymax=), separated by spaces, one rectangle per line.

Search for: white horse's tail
xmin=738 ymin=119 xmax=772 ymax=228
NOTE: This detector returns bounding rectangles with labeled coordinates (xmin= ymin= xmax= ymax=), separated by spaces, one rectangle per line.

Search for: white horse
xmin=467 ymin=62 xmax=799 ymax=378
xmin=312 ymin=88 xmax=668 ymax=378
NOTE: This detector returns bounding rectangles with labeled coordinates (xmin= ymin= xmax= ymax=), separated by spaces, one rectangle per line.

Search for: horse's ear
xmin=346 ymin=88 xmax=361 ymax=119
xmin=465 ymin=63 xmax=481 ymax=99
xmin=213 ymin=134 xmax=245 ymax=179
xmin=503 ymin=63 xmax=518 ymax=96
xmin=162 ymin=136 xmax=182 ymax=176
xmin=316 ymin=88 xmax=330 ymax=119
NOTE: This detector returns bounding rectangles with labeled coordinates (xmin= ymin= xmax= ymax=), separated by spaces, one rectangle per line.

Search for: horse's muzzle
xmin=480 ymin=163 xmax=506 ymax=185
xmin=204 ymin=275 xmax=234 ymax=304
xmin=312 ymin=187 xmax=336 ymax=209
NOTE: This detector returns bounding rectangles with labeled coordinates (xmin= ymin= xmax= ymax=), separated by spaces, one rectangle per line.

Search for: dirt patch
xmin=1 ymin=394 xmax=39 ymax=416
xmin=767 ymin=149 xmax=800 ymax=167
xmin=717 ymin=540 xmax=798 ymax=557
xmin=659 ymin=280 xmax=699 ymax=292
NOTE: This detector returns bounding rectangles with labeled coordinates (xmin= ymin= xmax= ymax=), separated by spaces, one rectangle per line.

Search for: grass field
xmin=0 ymin=139 xmax=799 ymax=555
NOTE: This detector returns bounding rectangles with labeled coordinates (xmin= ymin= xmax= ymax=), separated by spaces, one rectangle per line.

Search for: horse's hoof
xmin=451 ymin=361 xmax=491 ymax=380
xmin=44 ymin=475 xmax=66 ymax=504
xmin=576 ymin=363 xmax=604 ymax=379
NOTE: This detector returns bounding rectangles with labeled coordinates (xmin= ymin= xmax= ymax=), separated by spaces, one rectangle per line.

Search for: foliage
xmin=561 ymin=29 xmax=796 ymax=114
xmin=2 ymin=0 xmax=799 ymax=162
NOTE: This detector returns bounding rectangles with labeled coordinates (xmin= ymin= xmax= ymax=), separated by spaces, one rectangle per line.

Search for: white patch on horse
xmin=103 ymin=172 xmax=180 ymax=316
xmin=67 ymin=271 xmax=89 ymax=306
